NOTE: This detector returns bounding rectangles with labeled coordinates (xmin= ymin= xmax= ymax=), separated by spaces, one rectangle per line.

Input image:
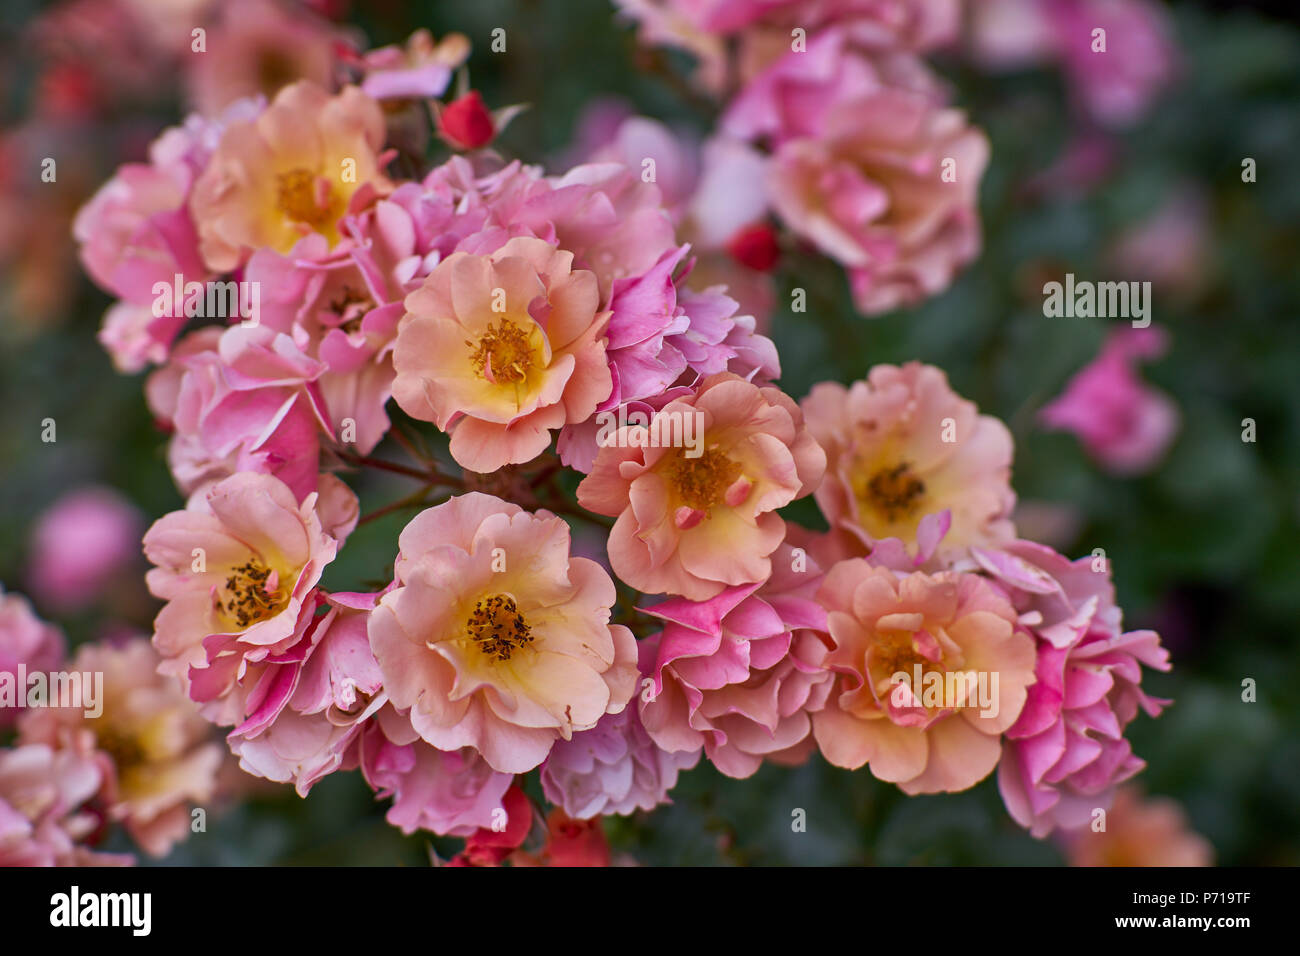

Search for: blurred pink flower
xmin=974 ymin=540 xmax=1172 ymax=837
xmin=638 ymin=542 xmax=833 ymax=778
xmin=186 ymin=0 xmax=341 ymax=116
xmin=18 ymin=638 xmax=221 ymax=857
xmin=969 ymin=0 xmax=1177 ymax=128
xmin=0 ymin=588 xmax=66 ymax=728
xmin=368 ymin=494 xmax=638 ymax=773
xmin=28 ymin=0 xmax=175 ymax=109
xmin=723 ymin=29 xmax=896 ymax=145
xmin=28 ymin=487 xmax=142 ymax=613
xmin=541 ymin=705 xmax=700 ymax=817
xmin=614 ymin=0 xmax=961 ymax=92
xmin=1107 ymin=187 xmax=1213 ymax=301
xmin=1039 ymin=326 xmax=1179 ymax=475
xmin=0 ymin=744 xmax=133 ymax=866
xmin=1048 ymin=0 xmax=1178 ymax=128
xmin=1062 ymin=786 xmax=1212 ymax=866
xmin=768 ymin=91 xmax=986 ymax=312
xmin=356 ymin=29 xmax=469 ymax=101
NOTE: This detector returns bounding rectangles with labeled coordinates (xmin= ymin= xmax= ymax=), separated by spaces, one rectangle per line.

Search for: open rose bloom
xmin=50 ymin=5 xmax=1190 ymax=867
xmin=368 ymin=493 xmax=638 ymax=773
xmin=802 ymin=363 xmax=1016 ymax=560
xmin=391 ymin=237 xmax=613 ymax=472
xmin=812 ymin=561 xmax=1036 ymax=793
xmin=578 ymin=372 xmax=825 ymax=600
xmin=190 ymin=80 xmax=394 ymax=270
xmin=142 ymin=471 xmax=339 ymax=704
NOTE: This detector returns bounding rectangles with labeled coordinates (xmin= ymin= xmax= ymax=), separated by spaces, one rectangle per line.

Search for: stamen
xmin=466 ymin=319 xmax=534 ymax=385
xmin=466 ymin=593 xmax=534 ymax=662
xmin=218 ymin=560 xmax=289 ymax=629
xmin=862 ymin=462 xmax=926 ymax=523
xmin=276 ymin=167 xmax=336 ymax=228
xmin=666 ymin=446 xmax=742 ymax=514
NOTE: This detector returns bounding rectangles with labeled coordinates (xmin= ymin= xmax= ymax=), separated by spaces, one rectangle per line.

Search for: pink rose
xmin=541 ymin=706 xmax=700 ymax=817
xmin=142 ymin=471 xmax=340 ymax=709
xmin=0 ymin=588 xmax=65 ymax=728
xmin=639 ymin=542 xmax=834 ymax=778
xmin=27 ymin=486 xmax=142 ymax=613
xmin=975 ymin=540 xmax=1172 ymax=837
xmin=812 ymin=561 xmax=1036 ymax=794
xmin=578 ymin=373 xmax=825 ymax=600
xmin=1039 ymin=326 xmax=1179 ymax=475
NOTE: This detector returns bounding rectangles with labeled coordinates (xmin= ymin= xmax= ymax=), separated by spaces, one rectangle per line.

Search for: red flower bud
xmin=440 ymin=91 xmax=496 ymax=150
xmin=725 ymin=222 xmax=780 ymax=272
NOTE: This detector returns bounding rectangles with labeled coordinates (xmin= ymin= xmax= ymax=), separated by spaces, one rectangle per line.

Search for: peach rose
xmin=189 ymin=81 xmax=393 ymax=271
xmin=390 ymin=236 xmax=613 ymax=472
xmin=367 ymin=494 xmax=638 ymax=773
xmin=801 ymin=363 xmax=1015 ymax=562
xmin=578 ymin=372 xmax=825 ymax=600
xmin=812 ymin=560 xmax=1035 ymax=793
xmin=19 ymin=638 xmax=222 ymax=857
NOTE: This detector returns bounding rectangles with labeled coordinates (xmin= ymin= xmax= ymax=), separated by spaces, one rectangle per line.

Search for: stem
xmin=387 ymin=425 xmax=428 ymax=465
xmin=528 ymin=460 xmax=562 ymax=489
xmin=338 ymin=451 xmax=464 ymax=489
xmin=543 ymin=498 xmax=614 ymax=529
xmin=358 ymin=485 xmax=443 ymax=526
xmin=338 ymin=451 xmax=431 ymax=481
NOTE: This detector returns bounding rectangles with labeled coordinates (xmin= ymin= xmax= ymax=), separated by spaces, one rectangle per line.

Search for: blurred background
xmin=1 ymin=0 xmax=1297 ymax=865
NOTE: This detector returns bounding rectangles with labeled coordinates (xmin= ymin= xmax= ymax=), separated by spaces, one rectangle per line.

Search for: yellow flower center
xmin=96 ymin=725 xmax=146 ymax=772
xmin=219 ymin=559 xmax=290 ymax=629
xmin=466 ymin=593 xmax=534 ymax=662
xmin=467 ymin=319 xmax=535 ymax=385
xmin=860 ymin=461 xmax=926 ymax=524
xmin=276 ymin=167 xmax=338 ymax=230
xmin=667 ymin=445 xmax=742 ymax=513
xmin=871 ymin=631 xmax=925 ymax=681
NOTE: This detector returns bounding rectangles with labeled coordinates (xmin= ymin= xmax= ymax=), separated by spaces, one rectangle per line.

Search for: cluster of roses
xmin=613 ymin=0 xmax=988 ymax=316
xmin=610 ymin=0 xmax=1176 ymax=318
xmin=62 ymin=19 xmax=1172 ymax=864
